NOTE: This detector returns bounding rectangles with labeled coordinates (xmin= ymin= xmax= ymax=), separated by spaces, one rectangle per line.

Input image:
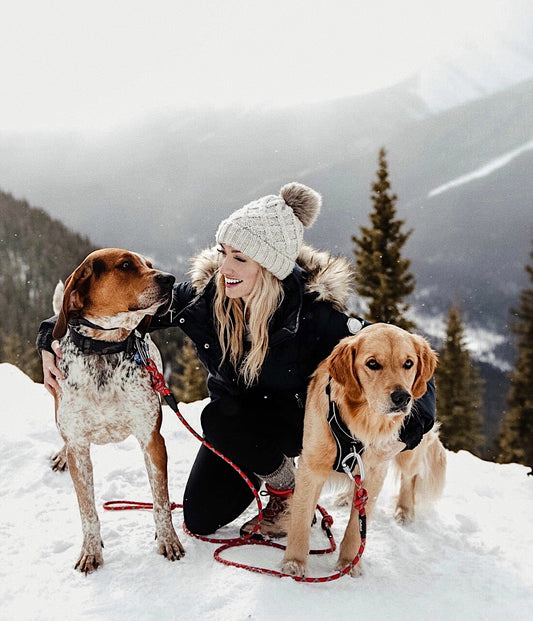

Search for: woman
xmin=39 ymin=182 xmax=435 ymax=538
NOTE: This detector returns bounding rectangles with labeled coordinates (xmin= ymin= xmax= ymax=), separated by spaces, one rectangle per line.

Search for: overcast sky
xmin=0 ymin=0 xmax=524 ymax=132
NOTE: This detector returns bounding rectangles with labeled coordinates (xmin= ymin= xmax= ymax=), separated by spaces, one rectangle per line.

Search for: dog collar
xmin=70 ymin=317 xmax=122 ymax=332
xmin=326 ymin=377 xmax=365 ymax=480
xmin=68 ymin=320 xmax=148 ymax=358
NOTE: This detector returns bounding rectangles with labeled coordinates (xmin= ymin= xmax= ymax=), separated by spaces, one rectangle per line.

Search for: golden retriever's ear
xmin=411 ymin=335 xmax=438 ymax=399
xmin=53 ymin=261 xmax=93 ymax=339
xmin=327 ymin=340 xmax=361 ymax=401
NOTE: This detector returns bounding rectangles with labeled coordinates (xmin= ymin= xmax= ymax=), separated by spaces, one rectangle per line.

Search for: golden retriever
xmin=281 ymin=323 xmax=446 ymax=577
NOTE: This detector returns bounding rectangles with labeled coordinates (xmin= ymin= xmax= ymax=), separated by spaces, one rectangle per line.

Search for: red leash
xmin=103 ymin=357 xmax=368 ymax=581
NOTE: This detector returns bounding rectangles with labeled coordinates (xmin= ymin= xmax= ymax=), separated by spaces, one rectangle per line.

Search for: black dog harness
xmin=68 ymin=317 xmax=149 ymax=360
xmin=326 ymin=377 xmax=365 ymax=480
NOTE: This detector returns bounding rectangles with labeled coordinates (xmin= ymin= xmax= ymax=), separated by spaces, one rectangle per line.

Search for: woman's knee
xmin=183 ymin=504 xmax=220 ymax=536
xmin=182 ymin=444 xmax=260 ymax=535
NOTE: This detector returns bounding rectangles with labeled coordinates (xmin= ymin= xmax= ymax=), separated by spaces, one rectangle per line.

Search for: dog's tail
xmin=53 ymin=280 xmax=64 ymax=315
xmin=395 ymin=426 xmax=446 ymax=506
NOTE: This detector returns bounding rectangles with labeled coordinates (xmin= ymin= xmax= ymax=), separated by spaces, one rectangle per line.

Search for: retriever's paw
xmin=335 ymin=557 xmax=363 ymax=577
xmin=349 ymin=561 xmax=364 ymax=577
xmin=281 ymin=558 xmax=306 ymax=577
xmin=394 ymin=506 xmax=414 ymax=524
xmin=157 ymin=532 xmax=185 ymax=561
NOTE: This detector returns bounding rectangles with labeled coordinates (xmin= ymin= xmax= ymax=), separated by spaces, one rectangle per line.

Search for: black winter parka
xmin=37 ymin=245 xmax=435 ymax=449
xmin=156 ymin=263 xmax=360 ymax=401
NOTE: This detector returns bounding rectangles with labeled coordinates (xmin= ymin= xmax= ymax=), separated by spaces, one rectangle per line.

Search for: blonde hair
xmin=213 ymin=266 xmax=284 ymax=386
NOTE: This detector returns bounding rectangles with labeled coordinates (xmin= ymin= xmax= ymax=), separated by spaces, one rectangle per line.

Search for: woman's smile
xmin=218 ymin=244 xmax=261 ymax=301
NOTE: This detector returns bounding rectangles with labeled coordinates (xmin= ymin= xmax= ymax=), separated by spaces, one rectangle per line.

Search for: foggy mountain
xmin=416 ymin=14 xmax=533 ymax=112
xmin=1 ymin=48 xmax=532 ymax=377
xmin=2 ymin=13 xmax=532 ymax=457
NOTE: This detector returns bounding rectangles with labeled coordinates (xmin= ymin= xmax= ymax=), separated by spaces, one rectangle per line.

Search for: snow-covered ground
xmin=1 ymin=362 xmax=531 ymax=621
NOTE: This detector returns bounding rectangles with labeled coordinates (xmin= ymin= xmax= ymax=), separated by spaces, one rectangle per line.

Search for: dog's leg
xmin=394 ymin=445 xmax=419 ymax=523
xmin=337 ymin=463 xmax=388 ymax=577
xmin=395 ymin=477 xmax=416 ymax=524
xmin=281 ymin=458 xmax=328 ymax=577
xmin=334 ymin=478 xmax=355 ymax=507
xmin=51 ymin=442 xmax=68 ymax=471
xmin=142 ymin=430 xmax=185 ymax=561
xmin=66 ymin=443 xmax=104 ymax=573
xmin=394 ymin=433 xmax=446 ymax=524
xmin=395 ymin=470 xmax=417 ymax=524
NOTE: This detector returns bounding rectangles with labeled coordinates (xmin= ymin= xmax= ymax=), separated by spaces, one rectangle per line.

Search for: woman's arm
xmin=42 ymin=343 xmax=64 ymax=395
xmin=399 ymin=377 xmax=436 ymax=450
xmin=309 ymin=301 xmax=369 ymax=365
xmin=37 ymin=316 xmax=58 ymax=354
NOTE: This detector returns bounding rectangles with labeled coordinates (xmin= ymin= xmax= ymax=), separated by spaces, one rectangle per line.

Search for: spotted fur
xmin=51 ymin=248 xmax=184 ymax=573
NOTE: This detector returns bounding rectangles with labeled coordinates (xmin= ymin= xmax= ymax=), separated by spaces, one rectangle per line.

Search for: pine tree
xmin=171 ymin=337 xmax=208 ymax=403
xmin=497 ymin=241 xmax=533 ymax=466
xmin=0 ymin=189 xmax=97 ymax=382
xmin=436 ymin=305 xmax=484 ymax=455
xmin=352 ymin=147 xmax=415 ymax=330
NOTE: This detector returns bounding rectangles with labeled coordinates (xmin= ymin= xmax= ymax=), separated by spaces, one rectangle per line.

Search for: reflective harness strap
xmin=325 ymin=377 xmax=365 ymax=481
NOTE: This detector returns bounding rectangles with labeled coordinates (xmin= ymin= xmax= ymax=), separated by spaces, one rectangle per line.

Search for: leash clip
xmin=341 ymin=450 xmax=365 ymax=482
xmin=133 ymin=330 xmax=150 ymax=365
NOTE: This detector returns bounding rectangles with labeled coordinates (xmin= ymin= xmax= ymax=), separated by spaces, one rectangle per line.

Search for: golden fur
xmin=281 ymin=323 xmax=446 ymax=577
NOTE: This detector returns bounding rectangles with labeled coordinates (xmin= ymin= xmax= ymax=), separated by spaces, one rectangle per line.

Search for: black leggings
xmin=182 ymin=392 xmax=304 ymax=535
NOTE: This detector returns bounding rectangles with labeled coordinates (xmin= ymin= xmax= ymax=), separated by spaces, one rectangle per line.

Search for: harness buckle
xmin=81 ymin=337 xmax=92 ymax=355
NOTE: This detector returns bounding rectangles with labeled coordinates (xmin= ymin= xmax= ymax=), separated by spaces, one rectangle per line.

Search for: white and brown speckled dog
xmin=50 ymin=248 xmax=184 ymax=573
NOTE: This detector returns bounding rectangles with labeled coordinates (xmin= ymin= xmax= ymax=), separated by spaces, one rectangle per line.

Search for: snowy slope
xmin=427 ymin=139 xmax=533 ymax=198
xmin=1 ymin=363 xmax=531 ymax=621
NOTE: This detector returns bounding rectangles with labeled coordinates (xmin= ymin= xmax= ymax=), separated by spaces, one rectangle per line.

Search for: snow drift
xmin=0 ymin=363 xmax=531 ymax=620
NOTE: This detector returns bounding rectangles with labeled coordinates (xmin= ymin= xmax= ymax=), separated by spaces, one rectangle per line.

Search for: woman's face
xmin=217 ymin=243 xmax=261 ymax=301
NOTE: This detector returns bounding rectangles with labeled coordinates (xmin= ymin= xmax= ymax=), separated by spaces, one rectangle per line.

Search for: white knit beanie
xmin=215 ymin=182 xmax=322 ymax=280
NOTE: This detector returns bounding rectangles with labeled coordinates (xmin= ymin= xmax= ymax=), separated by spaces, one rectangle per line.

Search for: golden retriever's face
xmin=53 ymin=248 xmax=175 ymax=339
xmin=328 ymin=323 xmax=437 ymax=416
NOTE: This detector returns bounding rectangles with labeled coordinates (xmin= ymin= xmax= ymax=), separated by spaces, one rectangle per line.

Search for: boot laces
xmin=260 ymin=491 xmax=287 ymax=520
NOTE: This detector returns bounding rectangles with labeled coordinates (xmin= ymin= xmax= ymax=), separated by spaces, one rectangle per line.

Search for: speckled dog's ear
xmin=53 ymin=260 xmax=93 ymax=339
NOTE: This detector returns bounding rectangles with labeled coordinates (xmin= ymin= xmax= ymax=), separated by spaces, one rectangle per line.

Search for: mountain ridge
xmin=1 ymin=75 xmax=532 ymax=363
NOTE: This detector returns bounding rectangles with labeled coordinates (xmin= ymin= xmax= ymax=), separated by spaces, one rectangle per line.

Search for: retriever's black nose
xmin=390 ymin=389 xmax=411 ymax=410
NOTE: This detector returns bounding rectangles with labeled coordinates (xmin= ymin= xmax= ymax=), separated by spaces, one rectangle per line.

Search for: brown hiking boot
xmin=240 ymin=485 xmax=293 ymax=540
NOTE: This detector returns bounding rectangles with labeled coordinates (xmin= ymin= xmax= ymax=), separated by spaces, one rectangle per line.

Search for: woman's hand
xmin=42 ymin=341 xmax=64 ymax=395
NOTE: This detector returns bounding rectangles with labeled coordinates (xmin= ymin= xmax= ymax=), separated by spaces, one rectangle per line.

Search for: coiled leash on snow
xmin=103 ymin=334 xmax=368 ymax=582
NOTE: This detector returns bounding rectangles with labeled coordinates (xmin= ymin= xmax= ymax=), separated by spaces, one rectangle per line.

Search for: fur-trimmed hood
xmin=188 ymin=244 xmax=354 ymax=311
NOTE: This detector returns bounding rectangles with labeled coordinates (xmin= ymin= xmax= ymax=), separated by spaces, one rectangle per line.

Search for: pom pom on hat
xmin=216 ymin=182 xmax=322 ymax=280
xmin=280 ymin=182 xmax=321 ymax=227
